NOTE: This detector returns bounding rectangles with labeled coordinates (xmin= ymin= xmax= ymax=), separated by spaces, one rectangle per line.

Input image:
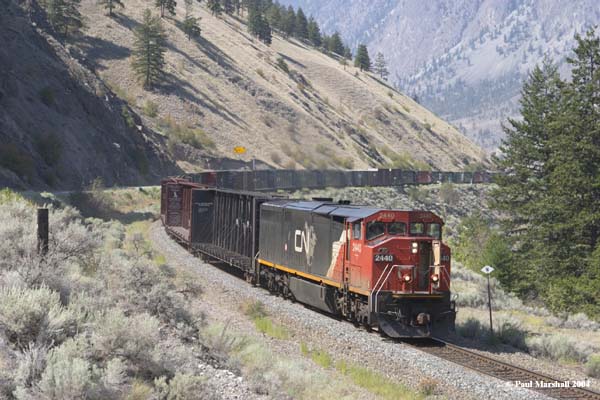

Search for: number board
xmin=374 ymin=254 xmax=394 ymax=262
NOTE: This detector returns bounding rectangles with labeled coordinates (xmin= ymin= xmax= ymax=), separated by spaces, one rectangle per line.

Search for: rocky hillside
xmin=280 ymin=0 xmax=600 ymax=150
xmin=0 ymin=0 xmax=178 ymax=190
xmin=73 ymin=0 xmax=486 ymax=172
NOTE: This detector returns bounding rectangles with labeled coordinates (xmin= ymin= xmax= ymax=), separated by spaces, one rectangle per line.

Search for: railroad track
xmin=403 ymin=338 xmax=600 ymax=400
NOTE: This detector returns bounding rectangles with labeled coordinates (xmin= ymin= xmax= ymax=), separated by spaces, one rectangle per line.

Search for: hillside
xmin=280 ymin=0 xmax=600 ymax=150
xmin=0 ymin=0 xmax=178 ymax=190
xmin=74 ymin=0 xmax=487 ymax=172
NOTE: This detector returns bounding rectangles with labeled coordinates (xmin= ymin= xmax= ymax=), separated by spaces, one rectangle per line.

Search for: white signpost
xmin=481 ymin=265 xmax=494 ymax=336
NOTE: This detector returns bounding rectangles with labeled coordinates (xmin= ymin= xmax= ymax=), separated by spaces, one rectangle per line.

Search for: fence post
xmin=37 ymin=208 xmax=49 ymax=256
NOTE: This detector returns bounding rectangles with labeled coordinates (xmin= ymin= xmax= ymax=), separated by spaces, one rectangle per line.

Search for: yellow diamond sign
xmin=233 ymin=146 xmax=247 ymax=154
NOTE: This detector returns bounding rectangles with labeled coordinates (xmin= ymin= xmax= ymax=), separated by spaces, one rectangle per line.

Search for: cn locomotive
xmin=161 ymin=178 xmax=456 ymax=337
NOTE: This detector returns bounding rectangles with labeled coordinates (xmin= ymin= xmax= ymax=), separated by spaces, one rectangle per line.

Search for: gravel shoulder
xmin=150 ymin=221 xmax=551 ymax=400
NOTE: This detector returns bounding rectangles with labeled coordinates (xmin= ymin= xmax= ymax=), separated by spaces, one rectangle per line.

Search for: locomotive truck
xmin=161 ymin=178 xmax=456 ymax=337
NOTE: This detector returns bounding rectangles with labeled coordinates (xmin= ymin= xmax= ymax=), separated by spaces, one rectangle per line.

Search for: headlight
xmin=431 ymin=274 xmax=439 ymax=283
xmin=411 ymin=242 xmax=418 ymax=254
xmin=403 ymin=274 xmax=412 ymax=282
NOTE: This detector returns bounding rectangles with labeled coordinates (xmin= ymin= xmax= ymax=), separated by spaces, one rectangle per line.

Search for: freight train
xmin=191 ymin=168 xmax=493 ymax=192
xmin=161 ymin=178 xmax=456 ymax=337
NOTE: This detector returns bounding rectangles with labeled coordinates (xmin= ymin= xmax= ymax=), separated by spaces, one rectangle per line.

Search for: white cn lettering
xmin=294 ymin=229 xmax=309 ymax=253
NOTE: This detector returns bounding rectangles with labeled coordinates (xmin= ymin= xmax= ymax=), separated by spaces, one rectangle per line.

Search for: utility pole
xmin=37 ymin=208 xmax=49 ymax=256
xmin=481 ymin=265 xmax=494 ymax=337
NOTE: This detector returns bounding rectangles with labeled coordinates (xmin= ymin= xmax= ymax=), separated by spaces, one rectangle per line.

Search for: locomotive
xmin=161 ymin=178 xmax=456 ymax=337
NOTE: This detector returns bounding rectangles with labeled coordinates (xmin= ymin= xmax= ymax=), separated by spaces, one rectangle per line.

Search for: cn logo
xmin=293 ymin=223 xmax=317 ymax=265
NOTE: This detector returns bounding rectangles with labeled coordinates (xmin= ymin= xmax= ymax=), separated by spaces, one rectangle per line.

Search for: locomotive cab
xmin=346 ymin=210 xmax=455 ymax=337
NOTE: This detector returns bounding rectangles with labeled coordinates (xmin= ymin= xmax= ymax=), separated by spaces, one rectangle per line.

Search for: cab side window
xmin=366 ymin=221 xmax=385 ymax=240
xmin=388 ymin=222 xmax=406 ymax=235
xmin=353 ymin=222 xmax=362 ymax=240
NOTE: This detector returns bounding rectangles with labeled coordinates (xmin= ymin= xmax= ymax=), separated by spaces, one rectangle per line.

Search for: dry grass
xmin=74 ymin=0 xmax=486 ymax=172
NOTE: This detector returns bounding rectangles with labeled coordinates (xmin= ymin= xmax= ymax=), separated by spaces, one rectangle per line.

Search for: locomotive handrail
xmin=371 ymin=264 xmax=416 ymax=313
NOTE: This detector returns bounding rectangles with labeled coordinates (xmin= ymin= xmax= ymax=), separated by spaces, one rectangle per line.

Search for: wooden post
xmin=37 ymin=208 xmax=49 ymax=256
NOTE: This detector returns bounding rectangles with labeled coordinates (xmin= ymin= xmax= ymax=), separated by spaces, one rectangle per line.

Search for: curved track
xmin=403 ymin=339 xmax=600 ymax=400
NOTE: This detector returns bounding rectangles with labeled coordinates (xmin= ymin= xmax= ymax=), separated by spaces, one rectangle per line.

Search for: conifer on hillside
xmin=132 ymin=9 xmax=167 ymax=89
xmin=207 ymin=0 xmax=222 ymax=16
xmin=47 ymin=0 xmax=83 ymax=37
xmin=328 ymin=32 xmax=344 ymax=56
xmin=295 ymin=7 xmax=308 ymax=39
xmin=183 ymin=0 xmax=201 ymax=40
xmin=307 ymin=16 xmax=321 ymax=47
xmin=374 ymin=52 xmax=389 ymax=80
xmin=98 ymin=0 xmax=124 ymax=17
xmin=155 ymin=0 xmax=176 ymax=17
xmin=354 ymin=44 xmax=371 ymax=71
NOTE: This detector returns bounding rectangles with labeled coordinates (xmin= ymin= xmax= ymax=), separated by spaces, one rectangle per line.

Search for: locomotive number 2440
xmin=374 ymin=254 xmax=394 ymax=262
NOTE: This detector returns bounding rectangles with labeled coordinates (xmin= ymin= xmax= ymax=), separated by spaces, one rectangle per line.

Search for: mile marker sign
xmin=481 ymin=265 xmax=494 ymax=274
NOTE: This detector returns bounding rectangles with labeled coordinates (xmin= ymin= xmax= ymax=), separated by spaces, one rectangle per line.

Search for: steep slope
xmin=0 ymin=0 xmax=178 ymax=190
xmin=75 ymin=0 xmax=487 ymax=171
xmin=280 ymin=0 xmax=600 ymax=150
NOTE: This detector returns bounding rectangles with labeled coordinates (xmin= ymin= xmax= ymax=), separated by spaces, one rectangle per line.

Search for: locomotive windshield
xmin=428 ymin=223 xmax=441 ymax=240
xmin=410 ymin=222 xmax=425 ymax=235
xmin=366 ymin=221 xmax=385 ymax=240
xmin=410 ymin=222 xmax=442 ymax=239
xmin=388 ymin=222 xmax=407 ymax=235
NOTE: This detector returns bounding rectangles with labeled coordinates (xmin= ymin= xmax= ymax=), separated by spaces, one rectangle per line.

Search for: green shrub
xmin=143 ymin=100 xmax=159 ymax=118
xmin=39 ymin=87 xmax=54 ymax=106
xmin=494 ymin=315 xmax=527 ymax=349
xmin=276 ymin=57 xmax=289 ymax=74
xmin=585 ymin=354 xmax=600 ymax=378
xmin=122 ymin=105 xmax=135 ymax=129
xmin=335 ymin=360 xmax=415 ymax=400
xmin=457 ymin=317 xmax=485 ymax=339
xmin=243 ymin=300 xmax=267 ymax=319
xmin=161 ymin=117 xmax=215 ymax=150
xmin=439 ymin=182 xmax=459 ymax=206
xmin=0 ymin=286 xmax=77 ymax=349
xmin=0 ymin=143 xmax=34 ymax=178
xmin=417 ymin=377 xmax=438 ymax=396
xmin=39 ymin=340 xmax=93 ymax=400
xmin=35 ymin=133 xmax=63 ymax=166
xmin=154 ymin=373 xmax=210 ymax=400
xmin=526 ymin=334 xmax=592 ymax=363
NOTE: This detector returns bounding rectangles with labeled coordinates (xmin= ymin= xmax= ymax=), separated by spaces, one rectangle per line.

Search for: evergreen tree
xmin=373 ymin=52 xmax=389 ymax=80
xmin=247 ymin=5 xmax=271 ymax=45
xmin=47 ymin=0 xmax=83 ymax=37
xmin=328 ymin=32 xmax=344 ymax=56
xmin=354 ymin=44 xmax=371 ymax=71
xmin=343 ymin=45 xmax=352 ymax=60
xmin=155 ymin=0 xmax=176 ymax=17
xmin=132 ymin=9 xmax=167 ymax=89
xmin=281 ymin=6 xmax=295 ymax=37
xmin=295 ymin=7 xmax=308 ymax=39
xmin=207 ymin=0 xmax=222 ymax=15
xmin=98 ymin=0 xmax=124 ymax=17
xmin=223 ymin=0 xmax=235 ymax=14
xmin=265 ymin=4 xmax=281 ymax=30
xmin=183 ymin=0 xmax=201 ymax=39
xmin=307 ymin=16 xmax=321 ymax=47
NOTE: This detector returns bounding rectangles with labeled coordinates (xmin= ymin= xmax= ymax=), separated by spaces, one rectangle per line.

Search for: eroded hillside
xmin=0 ymin=0 xmax=178 ymax=190
xmin=77 ymin=0 xmax=487 ymax=171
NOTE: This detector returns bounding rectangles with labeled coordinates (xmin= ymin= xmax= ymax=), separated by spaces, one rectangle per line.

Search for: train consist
xmin=191 ymin=168 xmax=493 ymax=192
xmin=161 ymin=177 xmax=457 ymax=337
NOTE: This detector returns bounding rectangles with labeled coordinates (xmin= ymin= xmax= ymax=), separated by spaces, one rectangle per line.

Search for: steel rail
xmin=403 ymin=338 xmax=600 ymax=400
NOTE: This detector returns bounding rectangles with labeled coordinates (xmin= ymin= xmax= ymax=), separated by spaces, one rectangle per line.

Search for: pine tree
xmin=223 ymin=0 xmax=235 ymax=14
xmin=307 ymin=16 xmax=321 ymax=47
xmin=132 ymin=9 xmax=167 ymax=89
xmin=248 ymin=5 xmax=271 ymax=45
xmin=281 ymin=6 xmax=295 ymax=37
xmin=265 ymin=4 xmax=281 ymax=30
xmin=98 ymin=0 xmax=124 ymax=17
xmin=183 ymin=0 xmax=200 ymax=39
xmin=207 ymin=0 xmax=222 ymax=15
xmin=155 ymin=0 xmax=176 ymax=17
xmin=343 ymin=45 xmax=352 ymax=60
xmin=354 ymin=44 xmax=371 ymax=71
xmin=47 ymin=0 xmax=83 ymax=37
xmin=295 ymin=7 xmax=308 ymax=39
xmin=373 ymin=52 xmax=389 ymax=80
xmin=328 ymin=32 xmax=344 ymax=56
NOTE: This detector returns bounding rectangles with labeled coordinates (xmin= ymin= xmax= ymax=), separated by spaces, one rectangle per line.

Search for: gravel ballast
xmin=150 ymin=222 xmax=552 ymax=400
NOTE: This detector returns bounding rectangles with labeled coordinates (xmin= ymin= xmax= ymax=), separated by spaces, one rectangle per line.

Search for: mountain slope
xmin=280 ymin=0 xmax=600 ymax=150
xmin=75 ymin=0 xmax=487 ymax=171
xmin=0 ymin=0 xmax=178 ymax=190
